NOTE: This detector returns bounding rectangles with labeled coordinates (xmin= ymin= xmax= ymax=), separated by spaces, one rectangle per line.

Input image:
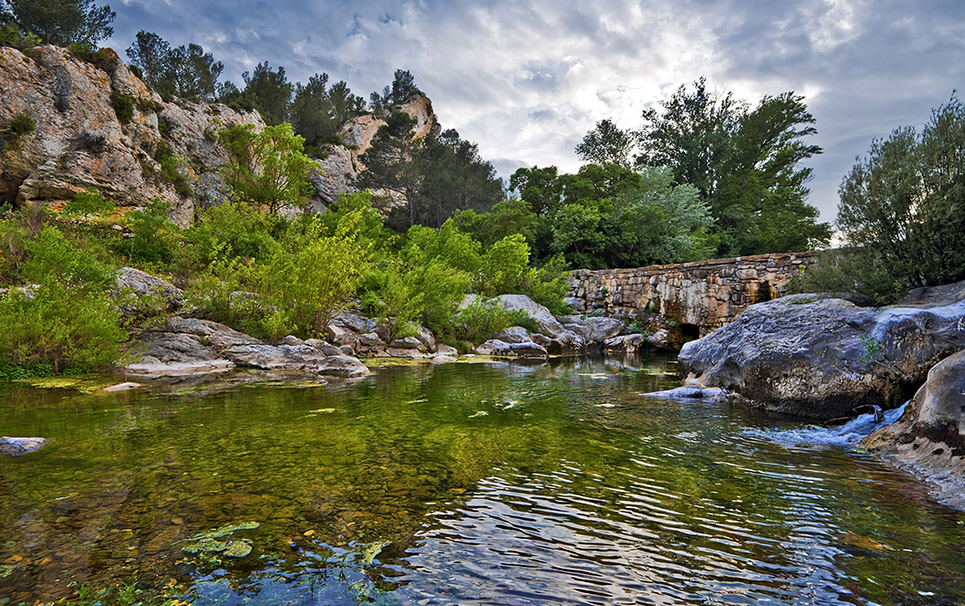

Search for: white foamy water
xmin=746 ymin=402 xmax=909 ymax=449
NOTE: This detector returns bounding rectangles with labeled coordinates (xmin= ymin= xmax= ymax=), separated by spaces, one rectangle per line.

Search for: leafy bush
xmin=0 ymin=23 xmax=41 ymax=52
xmin=837 ymin=96 xmax=965 ymax=291
xmin=1 ymin=110 xmax=36 ymax=150
xmin=218 ymin=123 xmax=317 ymax=212
xmin=444 ymin=298 xmax=537 ymax=346
xmin=478 ymin=233 xmax=529 ymax=295
xmin=63 ymin=188 xmax=115 ymax=217
xmin=113 ymin=199 xmax=179 ymax=265
xmin=0 ymin=225 xmax=124 ymax=374
xmin=787 ymin=247 xmax=904 ymax=305
xmin=179 ymin=201 xmax=282 ymax=273
xmin=110 ymin=90 xmax=135 ymax=124
xmin=67 ymin=44 xmax=117 ymax=72
xmin=519 ymin=253 xmax=571 ymax=314
xmin=154 ymin=140 xmax=192 ymax=196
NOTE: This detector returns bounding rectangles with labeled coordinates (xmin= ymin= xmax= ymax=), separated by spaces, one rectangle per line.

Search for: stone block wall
xmin=567 ymin=252 xmax=814 ymax=336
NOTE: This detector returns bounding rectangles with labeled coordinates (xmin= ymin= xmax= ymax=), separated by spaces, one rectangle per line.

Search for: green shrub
xmin=154 ymin=140 xmax=192 ymax=197
xmin=787 ymin=247 xmax=904 ymax=305
xmin=179 ymin=201 xmax=281 ymax=273
xmin=443 ymin=299 xmax=536 ymax=346
xmin=0 ymin=23 xmax=41 ymax=53
xmin=63 ymin=188 xmax=115 ymax=217
xmin=110 ymin=90 xmax=134 ymax=124
xmin=1 ymin=110 xmax=36 ymax=150
xmin=136 ymin=97 xmax=162 ymax=114
xmin=478 ymin=233 xmax=529 ymax=295
xmin=113 ymin=199 xmax=179 ymax=265
xmin=519 ymin=253 xmax=570 ymax=314
xmin=0 ymin=225 xmax=123 ymax=374
xmin=67 ymin=44 xmax=117 ymax=72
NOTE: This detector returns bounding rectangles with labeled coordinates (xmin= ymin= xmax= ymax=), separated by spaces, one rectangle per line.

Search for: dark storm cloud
xmin=106 ymin=0 xmax=965 ymax=221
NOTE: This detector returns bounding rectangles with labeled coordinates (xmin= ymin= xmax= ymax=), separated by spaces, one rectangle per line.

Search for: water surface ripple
xmin=1 ymin=356 xmax=963 ymax=605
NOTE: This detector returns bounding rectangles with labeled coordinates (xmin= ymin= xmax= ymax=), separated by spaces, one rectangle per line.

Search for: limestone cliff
xmin=0 ymin=45 xmax=264 ymax=225
xmin=313 ymin=94 xmax=437 ymax=206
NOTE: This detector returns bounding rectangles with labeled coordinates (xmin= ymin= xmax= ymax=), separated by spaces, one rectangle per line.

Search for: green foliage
xmin=0 ymin=0 xmax=115 ymax=47
xmin=219 ymin=123 xmax=316 ymax=212
xmin=63 ymin=187 xmax=114 ymax=217
xmin=126 ymin=30 xmax=223 ymax=101
xmin=67 ymin=42 xmax=115 ymax=71
xmin=575 ymin=118 xmax=636 ymax=167
xmin=262 ymin=210 xmax=371 ymax=335
xmin=153 ymin=140 xmax=192 ymax=197
xmin=181 ymin=201 xmax=281 ymax=270
xmin=110 ymin=89 xmax=134 ymax=124
xmin=289 ymin=72 xmax=365 ymax=154
xmin=478 ymin=233 xmax=529 ymax=296
xmin=787 ymin=247 xmax=905 ymax=305
xmin=633 ymin=77 xmax=830 ymax=256
xmin=220 ymin=61 xmax=292 ymax=125
xmin=358 ymin=113 xmax=503 ymax=231
xmin=369 ymin=68 xmax=422 ymax=115
xmin=0 ymin=109 xmax=35 ymax=150
xmin=0 ymin=223 xmax=123 ymax=374
xmin=113 ymin=199 xmax=178 ymax=265
xmin=0 ymin=22 xmax=41 ymax=51
xmin=837 ymin=95 xmax=965 ymax=290
xmin=519 ymin=254 xmax=570 ymax=314
xmin=445 ymin=299 xmax=535 ymax=346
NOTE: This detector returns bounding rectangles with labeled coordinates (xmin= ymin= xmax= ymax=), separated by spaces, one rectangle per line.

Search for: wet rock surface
xmin=865 ymin=349 xmax=965 ymax=509
xmin=678 ymin=287 xmax=965 ymax=420
xmin=0 ymin=437 xmax=48 ymax=456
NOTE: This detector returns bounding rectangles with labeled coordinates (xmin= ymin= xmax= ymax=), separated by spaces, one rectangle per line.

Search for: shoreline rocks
xmin=677 ymin=291 xmax=965 ymax=420
xmin=864 ymin=349 xmax=965 ymax=510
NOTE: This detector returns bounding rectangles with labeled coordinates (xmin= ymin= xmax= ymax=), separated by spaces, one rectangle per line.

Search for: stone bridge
xmin=566 ymin=252 xmax=814 ymax=337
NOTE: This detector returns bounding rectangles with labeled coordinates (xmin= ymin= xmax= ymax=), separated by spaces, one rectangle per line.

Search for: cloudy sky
xmin=106 ymin=0 xmax=965 ymax=221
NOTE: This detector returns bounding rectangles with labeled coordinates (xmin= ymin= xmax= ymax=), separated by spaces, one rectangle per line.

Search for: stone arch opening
xmin=679 ymin=323 xmax=700 ymax=341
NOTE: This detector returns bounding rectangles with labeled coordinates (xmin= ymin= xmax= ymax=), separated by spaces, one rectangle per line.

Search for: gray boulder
xmin=678 ymin=290 xmax=965 ymax=420
xmin=114 ymin=267 xmax=184 ymax=313
xmin=494 ymin=326 xmax=530 ymax=343
xmin=494 ymin=294 xmax=565 ymax=337
xmin=583 ymin=316 xmax=624 ymax=343
xmin=603 ymin=333 xmax=646 ymax=354
xmin=865 ymin=349 xmax=965 ymax=509
xmin=125 ymin=317 xmax=368 ymax=378
xmin=475 ymin=339 xmax=548 ymax=359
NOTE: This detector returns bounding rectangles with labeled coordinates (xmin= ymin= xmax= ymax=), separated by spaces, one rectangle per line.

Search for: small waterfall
xmin=747 ymin=402 xmax=908 ymax=449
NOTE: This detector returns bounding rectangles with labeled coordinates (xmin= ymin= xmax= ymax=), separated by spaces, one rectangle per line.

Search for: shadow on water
xmin=0 ymin=354 xmax=963 ymax=605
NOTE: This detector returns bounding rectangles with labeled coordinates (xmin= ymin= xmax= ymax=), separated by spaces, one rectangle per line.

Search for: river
xmin=1 ymin=355 xmax=963 ymax=604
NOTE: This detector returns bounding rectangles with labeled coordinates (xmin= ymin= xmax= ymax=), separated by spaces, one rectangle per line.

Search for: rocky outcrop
xmin=0 ymin=437 xmax=48 ymax=456
xmin=0 ymin=45 xmax=264 ymax=225
xmin=313 ymin=95 xmax=437 ymax=206
xmin=677 ymin=288 xmax=965 ymax=420
xmin=113 ymin=267 xmax=184 ymax=313
xmin=125 ymin=317 xmax=369 ymax=378
xmin=864 ymin=349 xmax=965 ymax=509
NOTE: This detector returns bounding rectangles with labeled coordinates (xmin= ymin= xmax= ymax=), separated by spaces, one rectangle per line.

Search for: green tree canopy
xmin=0 ymin=0 xmax=114 ymax=47
xmin=289 ymin=73 xmax=365 ymax=153
xmin=126 ymin=31 xmax=222 ymax=101
xmin=631 ymin=77 xmax=829 ymax=256
xmin=837 ymin=95 xmax=965 ymax=289
xmin=575 ymin=118 xmax=636 ymax=167
xmin=220 ymin=62 xmax=293 ymax=126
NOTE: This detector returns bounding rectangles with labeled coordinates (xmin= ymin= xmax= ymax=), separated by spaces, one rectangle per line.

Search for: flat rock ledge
xmin=124 ymin=317 xmax=369 ymax=379
xmin=1 ymin=437 xmax=48 ymax=456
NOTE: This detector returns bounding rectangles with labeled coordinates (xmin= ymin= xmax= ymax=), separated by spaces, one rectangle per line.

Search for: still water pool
xmin=1 ymin=355 xmax=963 ymax=605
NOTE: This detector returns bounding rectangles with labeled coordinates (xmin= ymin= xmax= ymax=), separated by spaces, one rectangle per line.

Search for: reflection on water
xmin=1 ymin=355 xmax=963 ymax=605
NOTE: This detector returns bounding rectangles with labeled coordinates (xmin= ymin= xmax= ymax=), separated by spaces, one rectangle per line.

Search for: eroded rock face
xmin=0 ymin=45 xmax=263 ymax=224
xmin=678 ymin=291 xmax=965 ymax=420
xmin=125 ymin=317 xmax=368 ymax=378
xmin=313 ymin=95 xmax=436 ymax=205
xmin=865 ymin=349 xmax=965 ymax=509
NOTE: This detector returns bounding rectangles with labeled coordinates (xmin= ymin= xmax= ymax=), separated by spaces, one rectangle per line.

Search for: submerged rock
xmin=678 ymin=289 xmax=965 ymax=420
xmin=0 ymin=437 xmax=48 ymax=456
xmin=864 ymin=349 xmax=965 ymax=510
